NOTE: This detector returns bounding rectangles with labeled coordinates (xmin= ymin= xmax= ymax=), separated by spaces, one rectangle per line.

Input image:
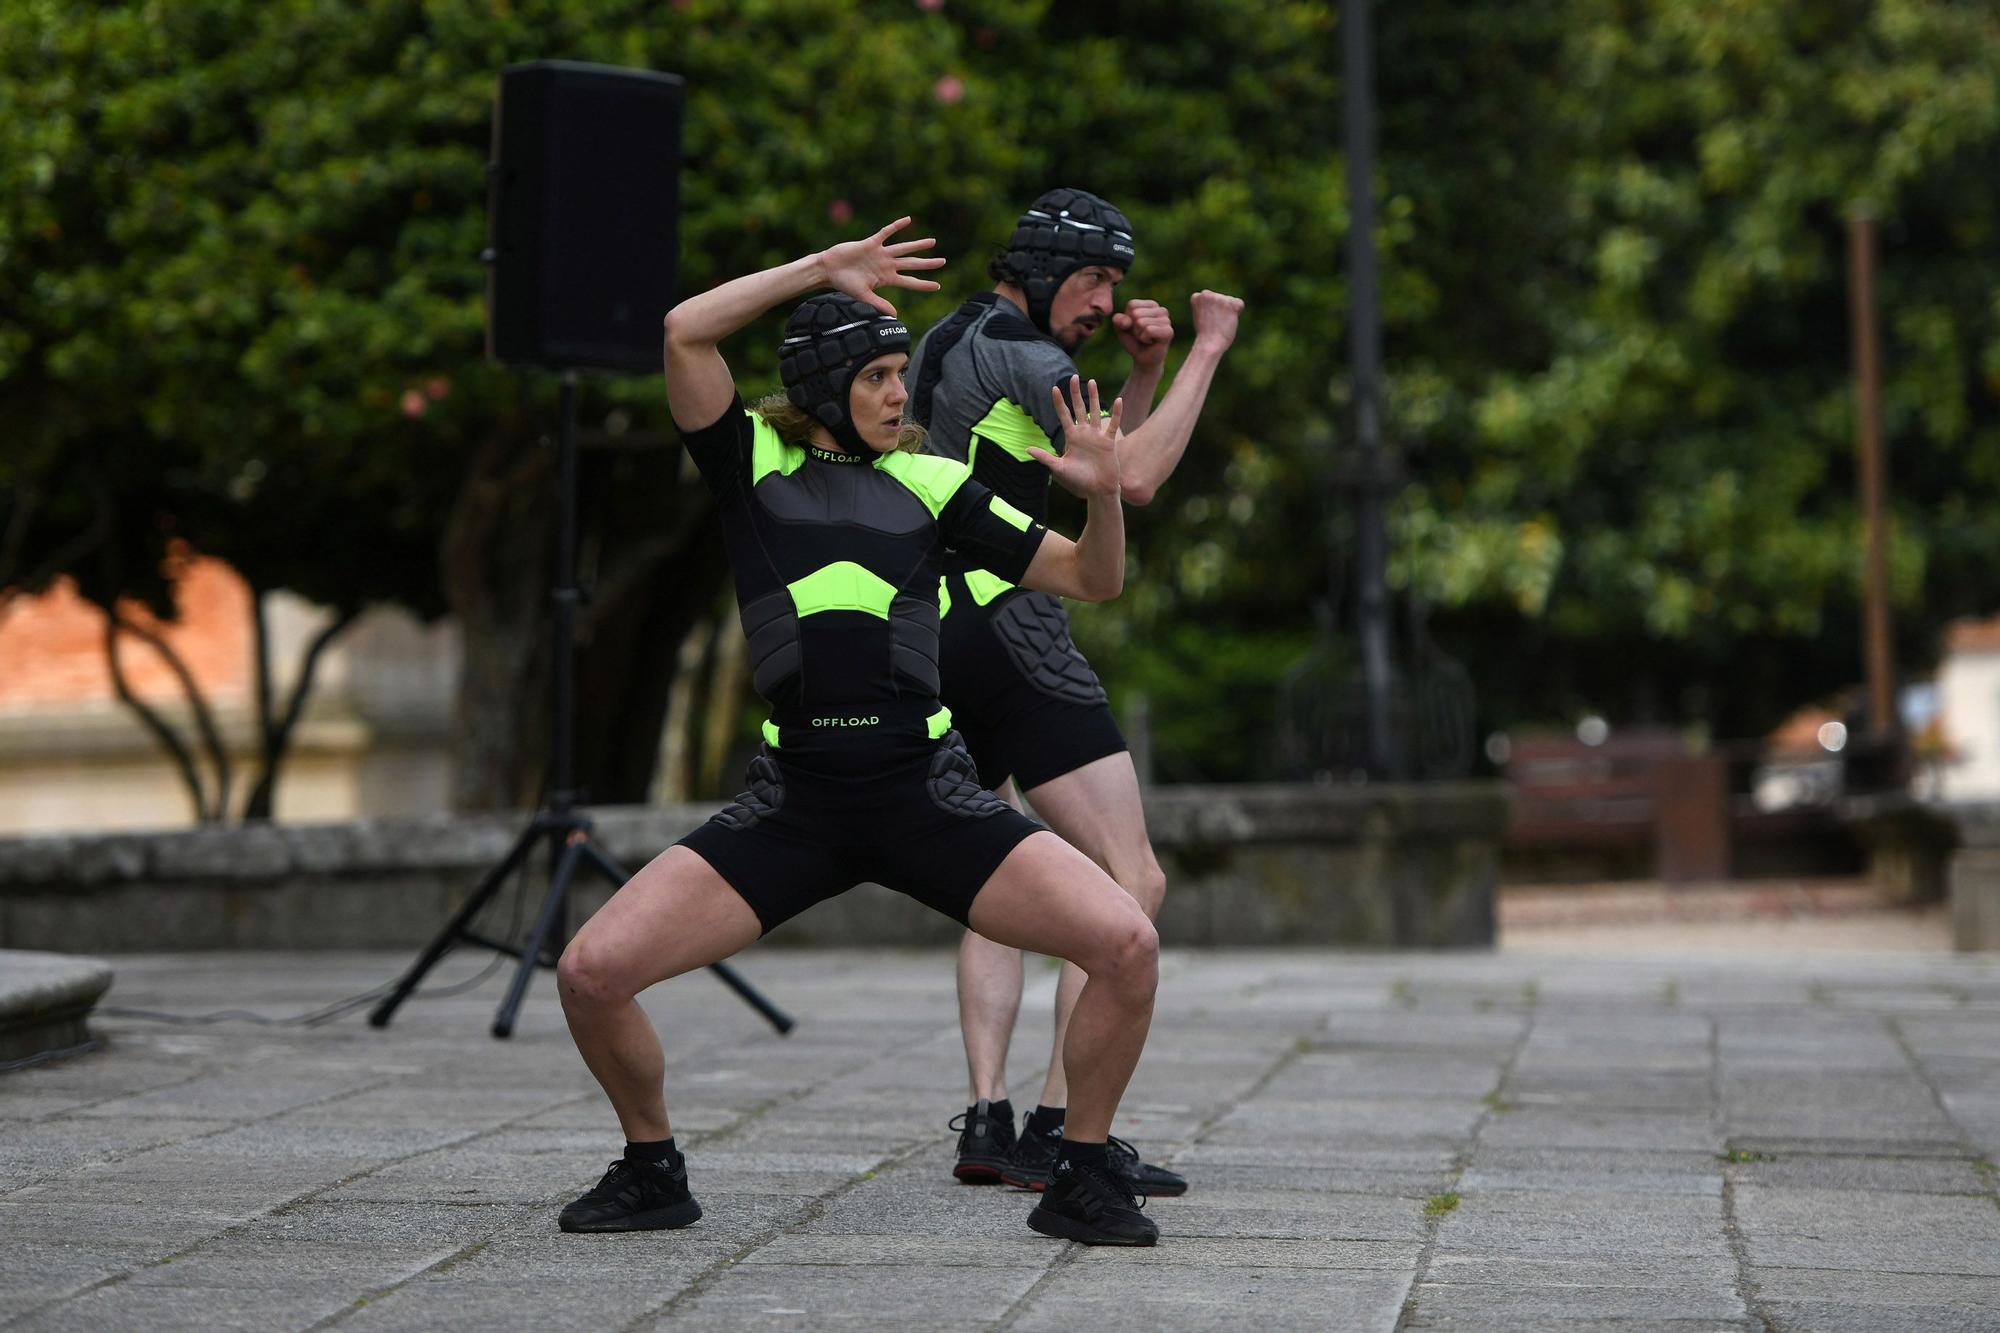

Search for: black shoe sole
xmin=954 ymin=1157 xmax=1009 ymax=1183
xmin=1000 ymin=1168 xmax=1049 ymax=1192
xmin=1130 ymin=1178 xmax=1188 ymax=1198
xmin=1026 ymin=1203 xmax=1157 ymax=1247
xmin=558 ymin=1197 xmax=703 ymax=1233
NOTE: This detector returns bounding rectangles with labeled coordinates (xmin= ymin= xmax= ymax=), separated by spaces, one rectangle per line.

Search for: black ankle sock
xmin=1026 ymin=1104 xmax=1066 ymax=1138
xmin=981 ymin=1097 xmax=1015 ymax=1126
xmin=625 ymin=1137 xmax=680 ymax=1166
xmin=1054 ymin=1137 xmax=1107 ymax=1175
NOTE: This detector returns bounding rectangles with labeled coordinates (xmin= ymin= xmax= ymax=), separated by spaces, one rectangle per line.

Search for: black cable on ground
xmin=0 ymin=1040 xmax=101 ymax=1074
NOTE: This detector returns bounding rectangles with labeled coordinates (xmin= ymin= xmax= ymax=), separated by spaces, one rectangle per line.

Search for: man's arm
xmin=662 ymin=218 xmax=943 ymax=432
xmin=1020 ymin=377 xmax=1125 ymax=602
xmin=1110 ymin=290 xmax=1243 ymax=506
xmin=1111 ymin=297 xmax=1173 ymax=431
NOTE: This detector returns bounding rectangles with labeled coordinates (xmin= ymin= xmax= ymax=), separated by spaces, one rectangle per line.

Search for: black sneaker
xmin=558 ymin=1157 xmax=702 ymax=1233
xmin=1109 ymin=1134 xmax=1187 ymax=1197
xmin=1027 ymin=1159 xmax=1158 ymax=1246
xmin=1000 ymin=1123 xmax=1061 ymax=1191
xmin=949 ymin=1098 xmax=1017 ymax=1184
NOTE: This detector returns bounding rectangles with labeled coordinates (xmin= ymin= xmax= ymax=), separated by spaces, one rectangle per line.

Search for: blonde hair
xmin=752 ymin=394 xmax=927 ymax=455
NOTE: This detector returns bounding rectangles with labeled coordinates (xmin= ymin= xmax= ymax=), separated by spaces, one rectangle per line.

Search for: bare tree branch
xmin=242 ymin=603 xmax=360 ymax=821
xmin=105 ymin=613 xmax=211 ymax=822
xmin=112 ymin=609 xmax=233 ymax=821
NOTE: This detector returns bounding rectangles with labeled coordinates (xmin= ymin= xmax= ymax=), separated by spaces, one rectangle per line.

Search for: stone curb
xmin=0 ymin=948 xmax=113 ymax=1063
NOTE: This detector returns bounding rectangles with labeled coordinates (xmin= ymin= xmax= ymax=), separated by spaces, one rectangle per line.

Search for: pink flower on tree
xmin=400 ymin=389 xmax=427 ymax=419
xmin=916 ymin=0 xmax=944 ymax=11
xmin=934 ymin=75 xmax=964 ymax=105
xmin=828 ymin=199 xmax=854 ymax=225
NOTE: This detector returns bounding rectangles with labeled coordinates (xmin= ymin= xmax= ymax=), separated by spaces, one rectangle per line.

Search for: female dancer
xmin=554 ymin=220 xmax=1161 ymax=1247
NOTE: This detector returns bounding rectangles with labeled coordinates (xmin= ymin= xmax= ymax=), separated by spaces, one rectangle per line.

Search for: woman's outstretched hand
xmin=820 ymin=218 xmax=946 ymax=317
xmin=1031 ymin=376 xmax=1124 ymax=500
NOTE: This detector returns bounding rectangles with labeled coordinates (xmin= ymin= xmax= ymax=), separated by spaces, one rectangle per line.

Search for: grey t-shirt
xmin=907 ymin=292 xmax=1077 ymax=524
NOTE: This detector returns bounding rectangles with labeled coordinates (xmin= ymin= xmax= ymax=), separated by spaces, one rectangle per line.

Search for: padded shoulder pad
xmin=750 ymin=410 xmax=805 ymax=485
xmin=981 ymin=310 xmax=1051 ymax=343
xmin=874 ymin=450 xmax=968 ymax=518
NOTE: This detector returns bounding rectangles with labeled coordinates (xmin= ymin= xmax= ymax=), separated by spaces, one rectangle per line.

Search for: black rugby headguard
xmin=778 ymin=294 xmax=911 ymax=454
xmin=999 ymin=188 xmax=1137 ymax=334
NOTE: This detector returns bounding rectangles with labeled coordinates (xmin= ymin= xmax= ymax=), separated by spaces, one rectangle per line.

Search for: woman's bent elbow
xmin=662 ymin=306 xmax=698 ymax=350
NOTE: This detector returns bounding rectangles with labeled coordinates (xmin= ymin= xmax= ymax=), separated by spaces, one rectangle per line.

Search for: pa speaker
xmin=485 ymin=60 xmax=684 ymax=374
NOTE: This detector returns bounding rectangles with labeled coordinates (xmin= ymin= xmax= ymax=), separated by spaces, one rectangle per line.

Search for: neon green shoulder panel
xmin=786 ymin=561 xmax=897 ymax=620
xmin=874 ymin=450 xmax=968 ymax=518
xmin=750 ymin=411 xmax=805 ymax=485
xmin=970 ymin=399 xmax=1050 ymax=462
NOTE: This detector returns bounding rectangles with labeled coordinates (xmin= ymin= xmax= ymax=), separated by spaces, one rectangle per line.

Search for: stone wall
xmin=0 ymin=783 xmax=1506 ymax=952
xmin=1947 ymin=804 xmax=2000 ymax=950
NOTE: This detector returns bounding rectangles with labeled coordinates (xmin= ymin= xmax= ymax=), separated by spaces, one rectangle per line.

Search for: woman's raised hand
xmin=1030 ymin=376 xmax=1124 ymax=500
xmin=820 ymin=218 xmax=946 ymax=317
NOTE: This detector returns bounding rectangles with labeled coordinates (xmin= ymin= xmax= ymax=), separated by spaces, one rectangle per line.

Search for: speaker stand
xmin=370 ymin=373 xmax=792 ymax=1039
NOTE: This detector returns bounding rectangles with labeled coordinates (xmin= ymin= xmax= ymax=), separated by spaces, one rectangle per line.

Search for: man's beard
xmin=1057 ymin=318 xmax=1101 ymax=352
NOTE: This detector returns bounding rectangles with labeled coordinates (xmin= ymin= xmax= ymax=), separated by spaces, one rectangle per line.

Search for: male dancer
xmin=909 ymin=189 xmax=1243 ymax=1193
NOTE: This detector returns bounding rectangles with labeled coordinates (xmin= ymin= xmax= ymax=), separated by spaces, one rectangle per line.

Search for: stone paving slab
xmin=5 ymin=946 xmax=2000 ymax=1330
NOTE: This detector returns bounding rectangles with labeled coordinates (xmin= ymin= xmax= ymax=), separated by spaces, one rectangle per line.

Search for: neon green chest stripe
xmin=787 ymin=561 xmax=898 ymax=620
xmin=750 ymin=412 xmax=805 ymax=484
xmin=970 ymin=399 xmax=1051 ymax=462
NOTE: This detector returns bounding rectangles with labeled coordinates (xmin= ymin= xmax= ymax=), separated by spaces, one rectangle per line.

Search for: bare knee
xmin=1093 ymin=912 xmax=1159 ymax=995
xmin=556 ymin=935 xmax=631 ymax=1012
xmin=1120 ymin=858 xmax=1167 ymax=919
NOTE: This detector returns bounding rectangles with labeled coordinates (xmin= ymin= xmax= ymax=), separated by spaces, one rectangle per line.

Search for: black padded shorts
xmin=678 ymin=709 xmax=1043 ymax=935
xmin=939 ymin=575 xmax=1129 ymax=793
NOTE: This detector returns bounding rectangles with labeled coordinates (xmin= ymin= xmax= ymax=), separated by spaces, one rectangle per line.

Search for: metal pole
xmin=550 ymin=371 xmax=581 ymax=811
xmin=1343 ymin=0 xmax=1399 ymax=777
xmin=1845 ymin=211 xmax=1895 ymax=738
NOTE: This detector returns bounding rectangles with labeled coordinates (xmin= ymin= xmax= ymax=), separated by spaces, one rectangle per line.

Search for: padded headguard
xmin=1000 ymin=188 xmax=1136 ymax=333
xmin=778 ymin=294 xmax=911 ymax=453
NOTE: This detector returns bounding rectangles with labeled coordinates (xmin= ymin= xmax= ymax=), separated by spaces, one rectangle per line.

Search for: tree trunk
xmin=441 ymin=430 xmax=554 ymax=811
xmin=573 ymin=505 xmax=727 ymax=804
xmin=440 ymin=419 xmax=724 ymax=813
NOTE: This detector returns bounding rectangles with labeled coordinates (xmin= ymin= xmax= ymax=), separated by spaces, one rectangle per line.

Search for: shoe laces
xmin=1068 ymin=1159 xmax=1144 ymax=1213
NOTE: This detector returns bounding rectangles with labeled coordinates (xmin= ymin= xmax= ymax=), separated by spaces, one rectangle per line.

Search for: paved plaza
xmin=6 ymin=942 xmax=2000 ymax=1330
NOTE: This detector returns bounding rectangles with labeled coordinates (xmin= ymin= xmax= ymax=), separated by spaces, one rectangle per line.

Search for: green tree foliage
xmin=1393 ymin=0 xmax=2000 ymax=738
xmin=5 ymin=0 xmax=1999 ymax=802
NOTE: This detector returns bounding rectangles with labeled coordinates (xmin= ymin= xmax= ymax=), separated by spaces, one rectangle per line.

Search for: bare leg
xmin=956 ymin=778 xmax=1027 ymax=1103
xmin=958 ymin=931 xmax=1023 ymax=1102
xmin=556 ymin=845 xmax=763 ymax=1141
xmin=1020 ymin=752 xmax=1166 ymax=1110
xmin=968 ymin=831 xmax=1158 ymax=1143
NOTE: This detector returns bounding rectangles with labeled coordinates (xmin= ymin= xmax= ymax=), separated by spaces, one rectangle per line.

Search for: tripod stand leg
xmin=492 ymin=837 xmax=586 ymax=1039
xmin=576 ymin=841 xmax=795 ymax=1035
xmin=370 ymin=823 xmax=543 ymax=1029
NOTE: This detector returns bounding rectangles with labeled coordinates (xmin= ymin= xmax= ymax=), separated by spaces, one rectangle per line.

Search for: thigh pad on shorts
xmin=713 ymin=749 xmax=785 ymax=830
xmin=928 ymin=733 xmax=1011 ymax=819
xmin=990 ymin=592 xmax=1109 ymax=707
